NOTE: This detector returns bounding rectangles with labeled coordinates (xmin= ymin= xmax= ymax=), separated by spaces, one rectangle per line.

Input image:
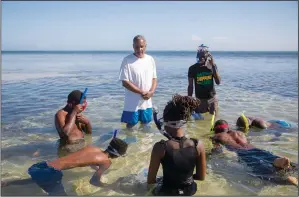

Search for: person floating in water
xmin=2 ymin=136 xmax=128 ymax=195
xmin=236 ymin=114 xmax=295 ymax=131
xmin=211 ymin=119 xmax=298 ymax=186
xmin=188 ymin=44 xmax=221 ymax=120
xmin=55 ymin=90 xmax=92 ymax=156
xmin=147 ymin=94 xmax=206 ymax=196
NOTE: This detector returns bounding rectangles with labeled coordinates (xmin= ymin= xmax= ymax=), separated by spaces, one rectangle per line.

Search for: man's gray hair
xmin=133 ymin=35 xmax=146 ymax=43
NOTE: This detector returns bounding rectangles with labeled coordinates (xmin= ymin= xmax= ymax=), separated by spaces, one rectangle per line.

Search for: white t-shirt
xmin=119 ymin=54 xmax=157 ymax=112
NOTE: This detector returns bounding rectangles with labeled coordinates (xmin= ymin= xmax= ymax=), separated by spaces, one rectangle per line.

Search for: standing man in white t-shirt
xmin=119 ymin=35 xmax=157 ymax=129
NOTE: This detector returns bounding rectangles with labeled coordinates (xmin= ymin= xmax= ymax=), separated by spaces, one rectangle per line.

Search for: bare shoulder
xmin=56 ymin=109 xmax=66 ymax=118
xmin=153 ymin=141 xmax=165 ymax=151
xmin=196 ymin=140 xmax=205 ymax=153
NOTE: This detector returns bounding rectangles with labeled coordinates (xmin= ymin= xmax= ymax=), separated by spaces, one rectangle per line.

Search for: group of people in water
xmin=2 ymin=35 xmax=298 ymax=196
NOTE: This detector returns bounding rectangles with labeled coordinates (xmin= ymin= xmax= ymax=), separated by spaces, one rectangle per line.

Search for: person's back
xmin=212 ymin=120 xmax=254 ymax=150
xmin=160 ymin=137 xmax=198 ymax=188
xmin=147 ymin=94 xmax=206 ymax=196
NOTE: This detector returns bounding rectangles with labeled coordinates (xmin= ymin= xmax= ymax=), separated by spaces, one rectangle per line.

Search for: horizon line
xmin=2 ymin=50 xmax=298 ymax=52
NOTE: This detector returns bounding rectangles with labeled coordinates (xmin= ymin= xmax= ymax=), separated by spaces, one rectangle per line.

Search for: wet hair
xmin=236 ymin=116 xmax=248 ymax=129
xmin=133 ymin=35 xmax=146 ymax=44
xmin=214 ymin=119 xmax=229 ymax=134
xmin=67 ymin=90 xmax=85 ymax=104
xmin=163 ymin=94 xmax=201 ymax=122
xmin=106 ymin=138 xmax=128 ymax=158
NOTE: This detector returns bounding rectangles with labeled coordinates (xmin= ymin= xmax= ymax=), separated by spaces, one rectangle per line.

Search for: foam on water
xmin=1 ymin=51 xmax=298 ymax=196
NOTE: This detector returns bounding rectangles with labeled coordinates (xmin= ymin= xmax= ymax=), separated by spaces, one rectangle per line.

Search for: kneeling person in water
xmin=211 ymin=120 xmax=298 ymax=186
xmin=55 ymin=90 xmax=92 ymax=155
xmin=148 ymin=94 xmax=206 ymax=196
xmin=27 ymin=137 xmax=128 ymax=195
xmin=236 ymin=115 xmax=295 ymax=131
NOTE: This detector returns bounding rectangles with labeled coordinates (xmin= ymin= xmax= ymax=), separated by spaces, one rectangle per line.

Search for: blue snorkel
xmin=113 ymin=129 xmax=118 ymax=138
xmin=79 ymin=88 xmax=88 ymax=104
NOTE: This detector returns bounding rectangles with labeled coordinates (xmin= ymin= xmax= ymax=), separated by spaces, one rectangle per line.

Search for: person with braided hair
xmin=147 ymin=94 xmax=206 ymax=196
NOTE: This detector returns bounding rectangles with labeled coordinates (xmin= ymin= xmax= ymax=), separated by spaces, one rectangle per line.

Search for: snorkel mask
xmin=153 ymin=107 xmax=188 ymax=140
xmin=106 ymin=129 xmax=127 ymax=157
xmin=196 ymin=44 xmax=210 ymax=63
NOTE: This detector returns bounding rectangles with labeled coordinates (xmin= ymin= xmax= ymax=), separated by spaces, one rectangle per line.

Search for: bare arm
xmin=84 ymin=121 xmax=92 ymax=134
xmin=188 ymin=77 xmax=194 ymax=97
xmin=122 ymin=80 xmax=143 ymax=94
xmin=193 ymin=142 xmax=206 ymax=181
xmin=212 ymin=64 xmax=221 ymax=85
xmin=55 ymin=109 xmax=79 ymax=136
xmin=150 ymin=78 xmax=157 ymax=93
xmin=89 ymin=160 xmax=111 ymax=186
xmin=147 ymin=142 xmax=164 ymax=184
xmin=77 ymin=115 xmax=92 ymax=134
xmin=251 ymin=119 xmax=268 ymax=129
xmin=143 ymin=78 xmax=158 ymax=100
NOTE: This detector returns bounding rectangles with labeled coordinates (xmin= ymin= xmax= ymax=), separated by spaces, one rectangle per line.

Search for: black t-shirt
xmin=188 ymin=63 xmax=217 ymax=99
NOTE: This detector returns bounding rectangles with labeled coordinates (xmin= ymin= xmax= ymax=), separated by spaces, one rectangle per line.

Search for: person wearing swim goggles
xmin=210 ymin=120 xmax=298 ymax=186
xmin=2 ymin=132 xmax=129 ymax=195
xmin=188 ymin=44 xmax=221 ymax=120
xmin=148 ymin=94 xmax=206 ymax=196
xmin=55 ymin=89 xmax=92 ymax=145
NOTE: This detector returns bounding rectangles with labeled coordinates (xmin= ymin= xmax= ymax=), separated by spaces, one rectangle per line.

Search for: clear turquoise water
xmin=1 ymin=51 xmax=298 ymax=196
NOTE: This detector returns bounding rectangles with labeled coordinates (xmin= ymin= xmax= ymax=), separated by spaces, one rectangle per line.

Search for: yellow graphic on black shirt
xmin=196 ymin=72 xmax=213 ymax=85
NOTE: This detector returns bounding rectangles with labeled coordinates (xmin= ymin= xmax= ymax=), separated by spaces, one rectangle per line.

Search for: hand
xmin=209 ymin=55 xmax=215 ymax=65
xmin=76 ymin=114 xmax=90 ymax=125
xmin=73 ymin=104 xmax=83 ymax=113
xmin=142 ymin=91 xmax=154 ymax=100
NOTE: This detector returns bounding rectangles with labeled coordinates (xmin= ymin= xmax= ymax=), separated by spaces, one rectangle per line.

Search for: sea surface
xmin=1 ymin=51 xmax=298 ymax=196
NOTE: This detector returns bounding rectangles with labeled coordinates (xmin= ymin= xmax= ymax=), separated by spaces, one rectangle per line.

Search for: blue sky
xmin=2 ymin=1 xmax=298 ymax=51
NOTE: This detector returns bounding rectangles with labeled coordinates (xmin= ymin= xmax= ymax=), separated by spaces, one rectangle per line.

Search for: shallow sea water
xmin=1 ymin=51 xmax=298 ymax=196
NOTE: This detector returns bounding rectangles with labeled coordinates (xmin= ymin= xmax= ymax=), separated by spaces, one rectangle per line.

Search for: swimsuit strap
xmin=172 ymin=136 xmax=187 ymax=149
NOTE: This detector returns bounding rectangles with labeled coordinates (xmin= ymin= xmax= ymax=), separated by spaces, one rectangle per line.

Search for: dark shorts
xmin=153 ymin=181 xmax=197 ymax=196
xmin=236 ymin=148 xmax=298 ymax=184
xmin=237 ymin=148 xmax=280 ymax=175
xmin=195 ymin=97 xmax=218 ymax=114
xmin=28 ymin=161 xmax=66 ymax=195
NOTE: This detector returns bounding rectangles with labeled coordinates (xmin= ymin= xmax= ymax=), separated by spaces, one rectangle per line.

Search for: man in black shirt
xmin=188 ymin=45 xmax=221 ymax=117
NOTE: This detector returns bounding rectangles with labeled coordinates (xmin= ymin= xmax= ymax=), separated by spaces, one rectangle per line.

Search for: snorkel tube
xmin=79 ymin=88 xmax=88 ymax=104
xmin=153 ymin=107 xmax=172 ymax=140
xmin=240 ymin=112 xmax=250 ymax=132
xmin=113 ymin=129 xmax=118 ymax=138
xmin=210 ymin=111 xmax=215 ymax=133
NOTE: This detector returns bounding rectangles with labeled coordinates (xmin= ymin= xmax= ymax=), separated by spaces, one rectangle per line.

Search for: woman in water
xmin=147 ymin=94 xmax=206 ymax=196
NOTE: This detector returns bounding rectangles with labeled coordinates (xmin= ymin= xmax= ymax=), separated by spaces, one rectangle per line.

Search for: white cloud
xmin=191 ymin=34 xmax=202 ymax=41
